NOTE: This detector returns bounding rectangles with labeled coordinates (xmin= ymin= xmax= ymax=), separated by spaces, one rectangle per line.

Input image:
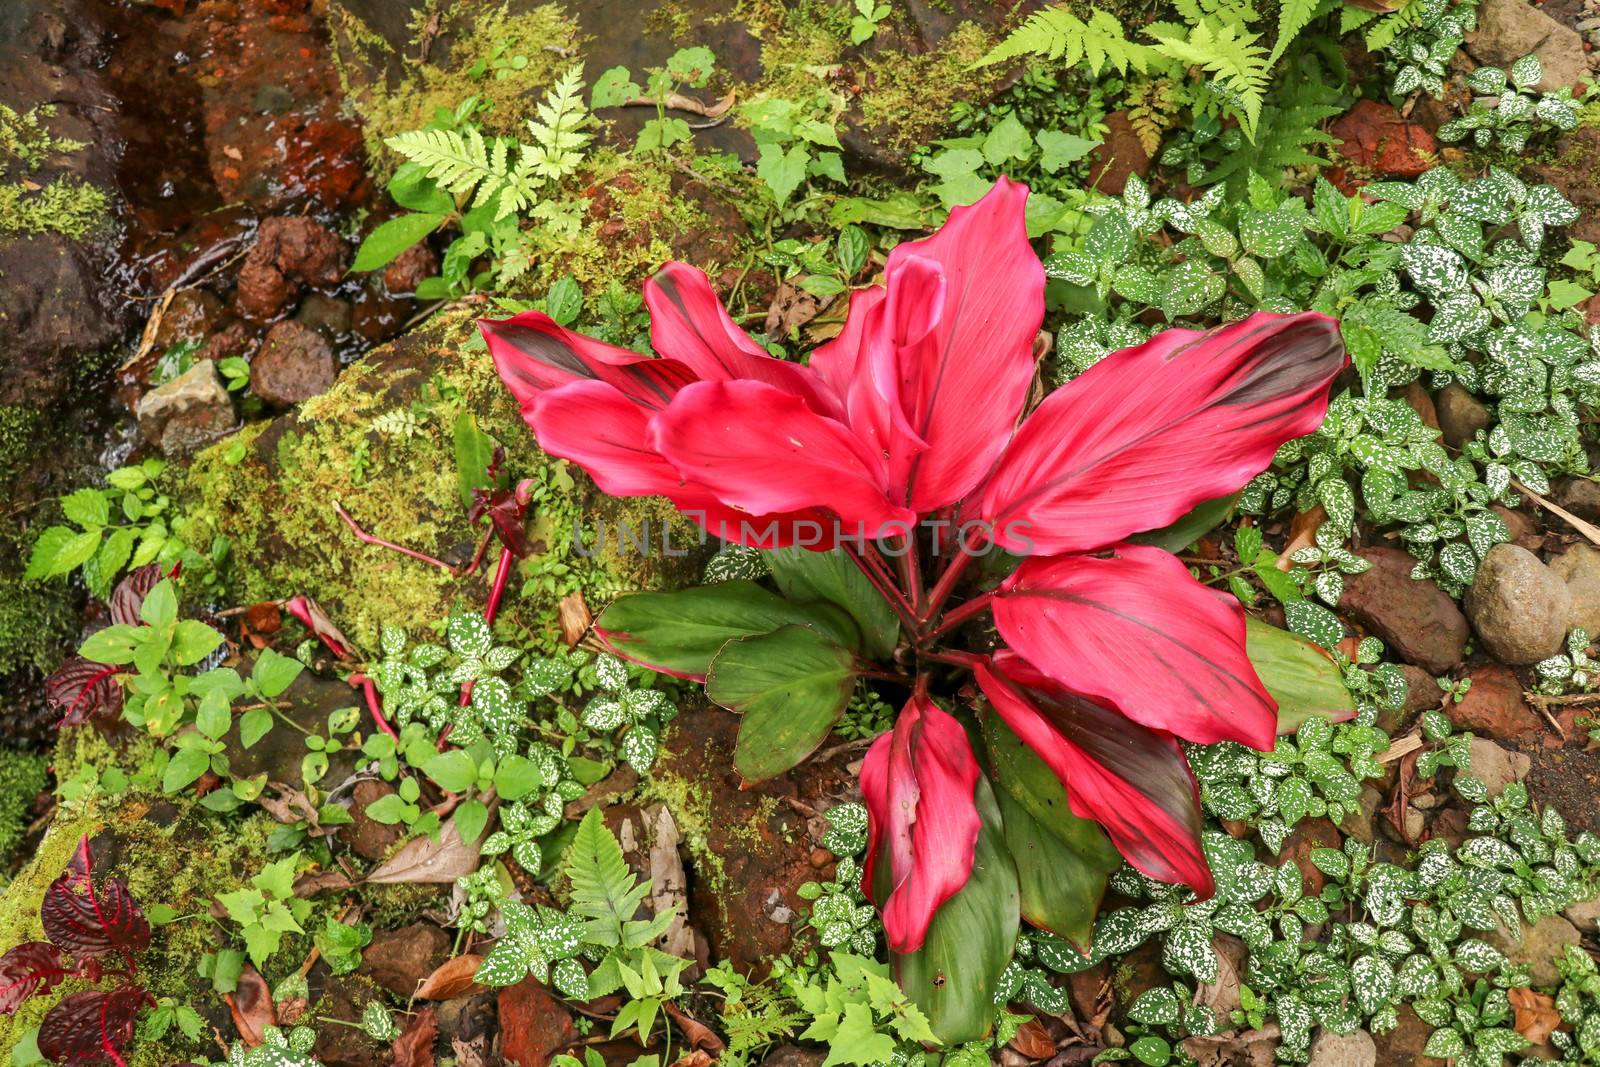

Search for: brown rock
xmin=135 ymin=359 xmax=239 ymax=454
xmin=1448 ymin=664 xmax=1542 ymax=739
xmin=1308 ymin=1029 xmax=1377 ymax=1067
xmin=360 ymin=923 xmax=451 ymax=999
xmin=1566 ymin=575 xmax=1600 ymax=636
xmin=1435 ymin=383 xmax=1492 ymax=449
xmin=1087 ymin=111 xmax=1152 ymax=196
xmin=1465 ymin=543 xmax=1572 ymax=665
xmin=152 ymin=289 xmax=225 ymax=351
xmin=1339 ymin=547 xmax=1469 ymax=673
xmin=252 ymin=320 xmax=338 ymax=408
xmin=1331 ymin=100 xmax=1437 ymax=179
xmin=347 ymin=779 xmax=403 ymax=861
xmin=1554 ymin=478 xmax=1600 ymax=524
xmin=295 ymin=293 xmax=353 ymax=340
xmin=384 ymin=241 xmax=438 ymax=297
xmin=1487 ymin=913 xmax=1580 ymax=986
xmin=236 ymin=216 xmax=346 ymax=320
xmin=1455 ymin=737 xmax=1531 ymax=800
xmin=498 ymin=978 xmax=576 ymax=1067
xmin=1491 ymin=505 xmax=1541 ymax=552
xmin=1548 ymin=543 xmax=1600 ymax=584
xmin=1468 ymin=0 xmax=1591 ymax=92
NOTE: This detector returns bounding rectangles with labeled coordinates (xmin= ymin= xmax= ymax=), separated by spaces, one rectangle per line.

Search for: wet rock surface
xmin=135 ymin=359 xmax=239 ymax=454
xmin=1445 ymin=664 xmax=1542 ymax=739
xmin=1337 ymin=547 xmax=1468 ymax=673
xmin=236 ymin=217 xmax=348 ymax=321
xmin=1331 ymin=101 xmax=1437 ymax=180
xmin=253 ymin=320 xmax=339 ymax=408
xmin=1466 ymin=543 xmax=1572 ymax=665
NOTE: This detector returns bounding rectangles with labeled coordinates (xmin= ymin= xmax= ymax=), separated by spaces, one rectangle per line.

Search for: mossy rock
xmin=177 ymin=311 xmax=704 ymax=654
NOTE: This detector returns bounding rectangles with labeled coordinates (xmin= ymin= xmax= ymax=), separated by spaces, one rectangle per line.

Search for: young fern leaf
xmin=976 ymin=4 xmax=1155 ymax=75
xmin=383 ymin=126 xmax=544 ymax=220
xmin=1202 ymin=75 xmax=1343 ymax=191
xmin=524 ymin=66 xmax=593 ymax=181
xmin=564 ymin=808 xmax=663 ymax=950
xmin=1147 ymin=19 xmax=1271 ymax=138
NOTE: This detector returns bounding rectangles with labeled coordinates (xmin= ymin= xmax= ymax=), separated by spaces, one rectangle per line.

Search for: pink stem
xmin=925 ymin=590 xmax=996 ymax=641
xmin=842 ymin=543 xmax=919 ymax=632
xmin=348 ymin=672 xmax=398 ymax=740
xmin=334 ymin=502 xmax=456 ymax=574
xmin=921 ymin=527 xmax=985 ymax=629
xmin=439 ymin=548 xmax=517 ymax=751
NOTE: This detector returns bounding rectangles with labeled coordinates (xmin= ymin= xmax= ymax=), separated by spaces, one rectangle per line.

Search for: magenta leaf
xmin=992 ymin=544 xmax=1278 ymax=749
xmin=860 ymin=696 xmax=981 ymax=953
xmin=978 ymin=311 xmax=1345 ymax=555
xmin=41 ymin=839 xmax=150 ymax=966
xmin=480 ymin=310 xmax=697 ymax=413
xmin=38 ymin=986 xmax=150 ymax=1067
xmin=44 ymin=658 xmax=123 ymax=729
xmin=0 ymin=942 xmax=74 ymax=1014
xmin=976 ymin=653 xmax=1213 ymax=897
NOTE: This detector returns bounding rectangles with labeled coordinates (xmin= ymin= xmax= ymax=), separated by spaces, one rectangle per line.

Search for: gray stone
xmin=1455 ymin=737 xmax=1531 ymax=801
xmin=1308 ymin=1028 xmax=1377 ymax=1067
xmin=1487 ymin=913 xmax=1581 ymax=986
xmin=1468 ymin=0 xmax=1591 ymax=92
xmin=135 ymin=360 xmax=239 ymax=454
xmin=1435 ymin=383 xmax=1492 ymax=449
xmin=1566 ymin=575 xmax=1600 ymax=636
xmin=1465 ymin=543 xmax=1572 ymax=664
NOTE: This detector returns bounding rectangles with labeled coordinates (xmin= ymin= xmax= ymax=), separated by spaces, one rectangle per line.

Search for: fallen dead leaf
xmin=452 ymin=1037 xmax=488 ymax=1067
xmin=665 ymin=1002 xmax=725 ymax=1053
xmin=293 ymin=869 xmax=353 ymax=897
xmin=1511 ymin=987 xmax=1562 ymax=1045
xmin=367 ymin=818 xmax=482 ymax=884
xmin=670 ymin=1052 xmax=715 ymax=1067
xmin=392 ymin=1006 xmax=439 ymax=1067
xmin=1009 ymin=1018 xmax=1057 ymax=1059
xmin=225 ymin=965 xmax=275 ymax=1047
xmin=765 ymin=278 xmax=824 ymax=340
xmin=414 ymin=954 xmax=486 ymax=1001
xmin=1278 ymin=506 xmax=1327 ymax=570
xmin=557 ymin=590 xmax=591 ymax=648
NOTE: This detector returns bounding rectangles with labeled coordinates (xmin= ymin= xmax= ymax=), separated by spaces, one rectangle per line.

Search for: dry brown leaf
xmin=665 ymin=1002 xmax=725 ymax=1053
xmin=452 ymin=1037 xmax=488 ymax=1067
xmin=1511 ymin=987 xmax=1562 ymax=1045
xmin=293 ymin=870 xmax=353 ymax=897
xmin=670 ymin=1052 xmax=715 ymax=1067
xmin=367 ymin=818 xmax=482 ymax=884
xmin=225 ymin=965 xmax=275 ymax=1047
xmin=415 ymin=954 xmax=487 ymax=1001
xmin=1009 ymin=1018 xmax=1057 ymax=1060
xmin=393 ymin=1006 xmax=439 ymax=1067
xmin=1278 ymin=506 xmax=1327 ymax=569
xmin=557 ymin=590 xmax=591 ymax=648
xmin=765 ymin=279 xmax=824 ymax=340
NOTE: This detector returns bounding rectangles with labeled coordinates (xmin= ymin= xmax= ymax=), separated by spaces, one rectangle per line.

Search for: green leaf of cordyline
xmin=711 ymin=624 xmax=857 ymax=783
xmin=1244 ymin=617 xmax=1357 ymax=733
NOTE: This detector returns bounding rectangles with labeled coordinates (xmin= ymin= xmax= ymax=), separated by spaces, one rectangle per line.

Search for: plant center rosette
xmin=482 ymin=177 xmax=1349 ymax=1040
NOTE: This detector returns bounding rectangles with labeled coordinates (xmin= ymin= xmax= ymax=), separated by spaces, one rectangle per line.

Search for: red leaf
xmin=41 ymin=838 xmax=150 ymax=965
xmin=860 ymin=696 xmax=981 ymax=953
xmin=992 ymin=545 xmax=1277 ymax=749
xmin=979 ymin=311 xmax=1345 ymax=555
xmin=280 ymin=595 xmax=354 ymax=660
xmin=38 ymin=986 xmax=150 ymax=1067
xmin=45 ymin=658 xmax=123 ymax=729
xmin=481 ymin=310 xmax=697 ymax=413
xmin=0 ymin=942 xmax=74 ymax=1014
xmin=976 ymin=653 xmax=1213 ymax=897
xmin=107 ymin=563 xmax=167 ymax=627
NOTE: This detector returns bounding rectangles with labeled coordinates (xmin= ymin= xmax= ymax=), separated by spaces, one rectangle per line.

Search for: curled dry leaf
xmin=1510 ymin=986 xmax=1562 ymax=1045
xmin=393 ymin=1006 xmax=439 ymax=1067
xmin=1008 ymin=1018 xmax=1057 ymax=1060
xmin=225 ymin=964 xmax=275 ymax=1047
xmin=414 ymin=954 xmax=486 ymax=1001
xmin=557 ymin=590 xmax=591 ymax=648
xmin=366 ymin=818 xmax=482 ymax=884
xmin=664 ymin=1002 xmax=725 ymax=1053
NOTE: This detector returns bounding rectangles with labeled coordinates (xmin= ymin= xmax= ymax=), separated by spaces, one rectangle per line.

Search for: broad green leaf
xmin=25 ymin=526 xmax=101 ymax=580
xmin=892 ymin=773 xmax=1018 ymax=1043
xmin=352 ymin=212 xmax=445 ymax=272
xmin=757 ymin=142 xmax=809 ymax=206
xmin=78 ymin=623 xmax=145 ymax=665
xmin=1247 ymin=616 xmax=1356 ymax=731
xmin=596 ymin=580 xmax=859 ymax=678
xmin=423 ymin=750 xmax=478 ymax=794
xmin=1129 ymin=493 xmax=1238 ymax=552
xmin=984 ymin=715 xmax=1119 ymax=951
xmin=711 ymin=624 xmax=857 ymax=782
xmin=171 ymin=619 xmax=225 ymax=666
xmin=251 ymin=648 xmax=305 ymax=699
xmin=766 ymin=546 xmax=899 ymax=659
xmin=60 ymin=488 xmax=110 ymax=528
xmin=453 ymin=412 xmax=499 ymax=509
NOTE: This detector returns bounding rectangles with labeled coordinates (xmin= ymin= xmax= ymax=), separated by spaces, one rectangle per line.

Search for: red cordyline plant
xmin=483 ymin=177 xmax=1346 ymax=1038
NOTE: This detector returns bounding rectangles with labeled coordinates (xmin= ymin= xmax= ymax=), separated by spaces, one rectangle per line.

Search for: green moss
xmin=330 ymin=0 xmax=581 ymax=171
xmin=0 ymin=177 xmax=109 ymax=240
xmin=0 ymin=749 xmax=46 ymax=867
xmin=178 ymin=312 xmax=698 ymax=653
xmin=856 ymin=22 xmax=1004 ymax=153
xmin=637 ymin=754 xmax=728 ymax=896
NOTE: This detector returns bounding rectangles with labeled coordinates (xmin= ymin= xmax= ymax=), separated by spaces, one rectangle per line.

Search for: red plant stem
xmin=347 ymin=672 xmax=398 ymax=740
xmin=842 ymin=542 xmax=919 ymax=631
xmin=895 ymin=532 xmax=924 ymax=614
xmin=334 ymin=502 xmax=455 ymax=574
xmin=923 ymin=648 xmax=984 ymax=670
xmin=925 ymin=589 xmax=996 ymax=641
xmin=484 ymin=547 xmax=515 ymax=625
xmin=921 ymin=529 xmax=983 ymax=627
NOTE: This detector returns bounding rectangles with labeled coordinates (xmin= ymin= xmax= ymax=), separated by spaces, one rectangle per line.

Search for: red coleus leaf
xmin=481 ymin=310 xmax=696 ymax=413
xmin=975 ymin=653 xmax=1213 ymax=897
xmin=978 ymin=311 xmax=1345 ymax=555
xmin=107 ymin=563 xmax=168 ymax=627
xmin=45 ymin=657 xmax=123 ymax=729
xmin=41 ymin=837 xmax=150 ymax=966
xmin=992 ymin=544 xmax=1277 ymax=749
xmin=38 ymin=986 xmax=150 ymax=1067
xmin=0 ymin=942 xmax=74 ymax=1014
xmin=860 ymin=696 xmax=981 ymax=953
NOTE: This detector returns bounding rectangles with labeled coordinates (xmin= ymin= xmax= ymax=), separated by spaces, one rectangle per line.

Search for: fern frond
xmin=1268 ymin=0 xmax=1323 ymax=63
xmin=384 ymin=125 xmax=545 ymax=220
xmin=565 ymin=808 xmax=650 ymax=949
xmin=1202 ymin=74 xmax=1343 ymax=191
xmin=976 ymin=4 xmax=1155 ymax=75
xmin=524 ymin=65 xmax=592 ymax=182
xmin=720 ymin=983 xmax=807 ymax=1067
xmin=1148 ymin=19 xmax=1270 ymax=137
